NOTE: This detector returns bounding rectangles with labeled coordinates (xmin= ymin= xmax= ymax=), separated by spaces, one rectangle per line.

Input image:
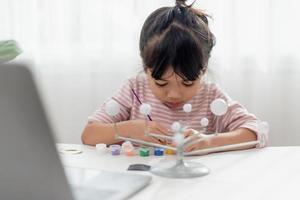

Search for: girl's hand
xmin=184 ymin=131 xmax=212 ymax=152
xmin=119 ymin=120 xmax=169 ymax=144
xmin=170 ymin=129 xmax=200 ymax=147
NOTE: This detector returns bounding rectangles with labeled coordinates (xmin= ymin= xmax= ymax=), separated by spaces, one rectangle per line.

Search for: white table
xmin=58 ymin=144 xmax=300 ymax=200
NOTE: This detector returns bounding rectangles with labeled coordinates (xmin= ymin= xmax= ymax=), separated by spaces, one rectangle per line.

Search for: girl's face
xmin=146 ymin=67 xmax=201 ymax=108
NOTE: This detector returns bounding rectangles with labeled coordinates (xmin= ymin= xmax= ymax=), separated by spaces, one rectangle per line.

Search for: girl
xmin=81 ymin=0 xmax=268 ymax=152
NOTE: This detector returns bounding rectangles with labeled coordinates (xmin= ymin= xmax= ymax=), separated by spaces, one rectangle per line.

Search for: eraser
xmin=127 ymin=164 xmax=151 ymax=171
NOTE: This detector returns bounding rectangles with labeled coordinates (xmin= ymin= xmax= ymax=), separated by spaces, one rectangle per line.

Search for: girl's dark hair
xmin=139 ymin=0 xmax=215 ymax=81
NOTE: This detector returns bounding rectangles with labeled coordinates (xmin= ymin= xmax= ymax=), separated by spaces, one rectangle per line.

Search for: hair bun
xmin=176 ymin=0 xmax=195 ymax=8
xmin=175 ymin=0 xmax=187 ymax=7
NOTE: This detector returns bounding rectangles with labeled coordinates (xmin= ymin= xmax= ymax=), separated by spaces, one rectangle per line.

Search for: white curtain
xmin=1 ymin=0 xmax=299 ymax=145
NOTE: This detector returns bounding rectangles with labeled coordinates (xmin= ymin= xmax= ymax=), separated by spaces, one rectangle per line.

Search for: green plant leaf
xmin=0 ymin=40 xmax=22 ymax=63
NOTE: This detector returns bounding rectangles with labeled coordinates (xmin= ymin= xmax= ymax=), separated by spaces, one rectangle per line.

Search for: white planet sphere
xmin=183 ymin=103 xmax=192 ymax=113
xmin=171 ymin=122 xmax=181 ymax=132
xmin=210 ymin=98 xmax=228 ymax=116
xmin=139 ymin=103 xmax=152 ymax=115
xmin=173 ymin=133 xmax=184 ymax=146
xmin=105 ymin=100 xmax=120 ymax=116
xmin=200 ymin=117 xmax=209 ymax=127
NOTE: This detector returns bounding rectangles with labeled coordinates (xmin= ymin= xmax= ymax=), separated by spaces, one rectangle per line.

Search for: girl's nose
xmin=167 ymin=89 xmax=182 ymax=100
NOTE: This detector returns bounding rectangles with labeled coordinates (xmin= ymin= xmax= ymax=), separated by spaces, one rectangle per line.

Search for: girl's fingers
xmin=184 ymin=144 xmax=197 ymax=152
xmin=144 ymin=136 xmax=164 ymax=144
xmin=183 ymin=129 xmax=194 ymax=137
xmin=184 ymin=141 xmax=205 ymax=152
xmin=156 ymin=125 xmax=169 ymax=135
xmin=148 ymin=121 xmax=169 ymax=135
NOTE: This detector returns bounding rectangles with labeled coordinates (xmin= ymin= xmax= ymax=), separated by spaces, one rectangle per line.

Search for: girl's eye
xmin=182 ymin=81 xmax=194 ymax=87
xmin=155 ymin=82 xmax=168 ymax=87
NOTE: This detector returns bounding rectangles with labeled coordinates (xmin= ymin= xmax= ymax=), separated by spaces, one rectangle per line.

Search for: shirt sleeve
xmin=210 ymin=85 xmax=269 ymax=148
xmin=88 ymin=78 xmax=134 ymax=123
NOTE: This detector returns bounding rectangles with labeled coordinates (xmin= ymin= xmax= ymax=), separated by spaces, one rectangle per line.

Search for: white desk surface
xmin=58 ymin=144 xmax=300 ymax=200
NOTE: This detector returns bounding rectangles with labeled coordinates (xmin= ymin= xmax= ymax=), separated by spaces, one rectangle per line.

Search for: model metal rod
xmin=183 ymin=133 xmax=215 ymax=146
xmin=116 ymin=135 xmax=177 ymax=151
xmin=147 ymin=133 xmax=173 ymax=140
xmin=184 ymin=140 xmax=259 ymax=156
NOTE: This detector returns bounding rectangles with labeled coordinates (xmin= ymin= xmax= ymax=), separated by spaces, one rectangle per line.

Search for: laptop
xmin=0 ymin=63 xmax=152 ymax=200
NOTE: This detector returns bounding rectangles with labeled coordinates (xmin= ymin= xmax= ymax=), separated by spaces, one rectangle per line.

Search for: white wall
xmin=1 ymin=0 xmax=300 ymax=145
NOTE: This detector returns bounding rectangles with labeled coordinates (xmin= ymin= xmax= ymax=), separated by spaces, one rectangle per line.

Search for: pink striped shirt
xmin=88 ymin=73 xmax=268 ymax=148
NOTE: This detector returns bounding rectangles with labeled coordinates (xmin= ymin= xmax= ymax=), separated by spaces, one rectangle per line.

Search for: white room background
xmin=1 ymin=0 xmax=299 ymax=145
